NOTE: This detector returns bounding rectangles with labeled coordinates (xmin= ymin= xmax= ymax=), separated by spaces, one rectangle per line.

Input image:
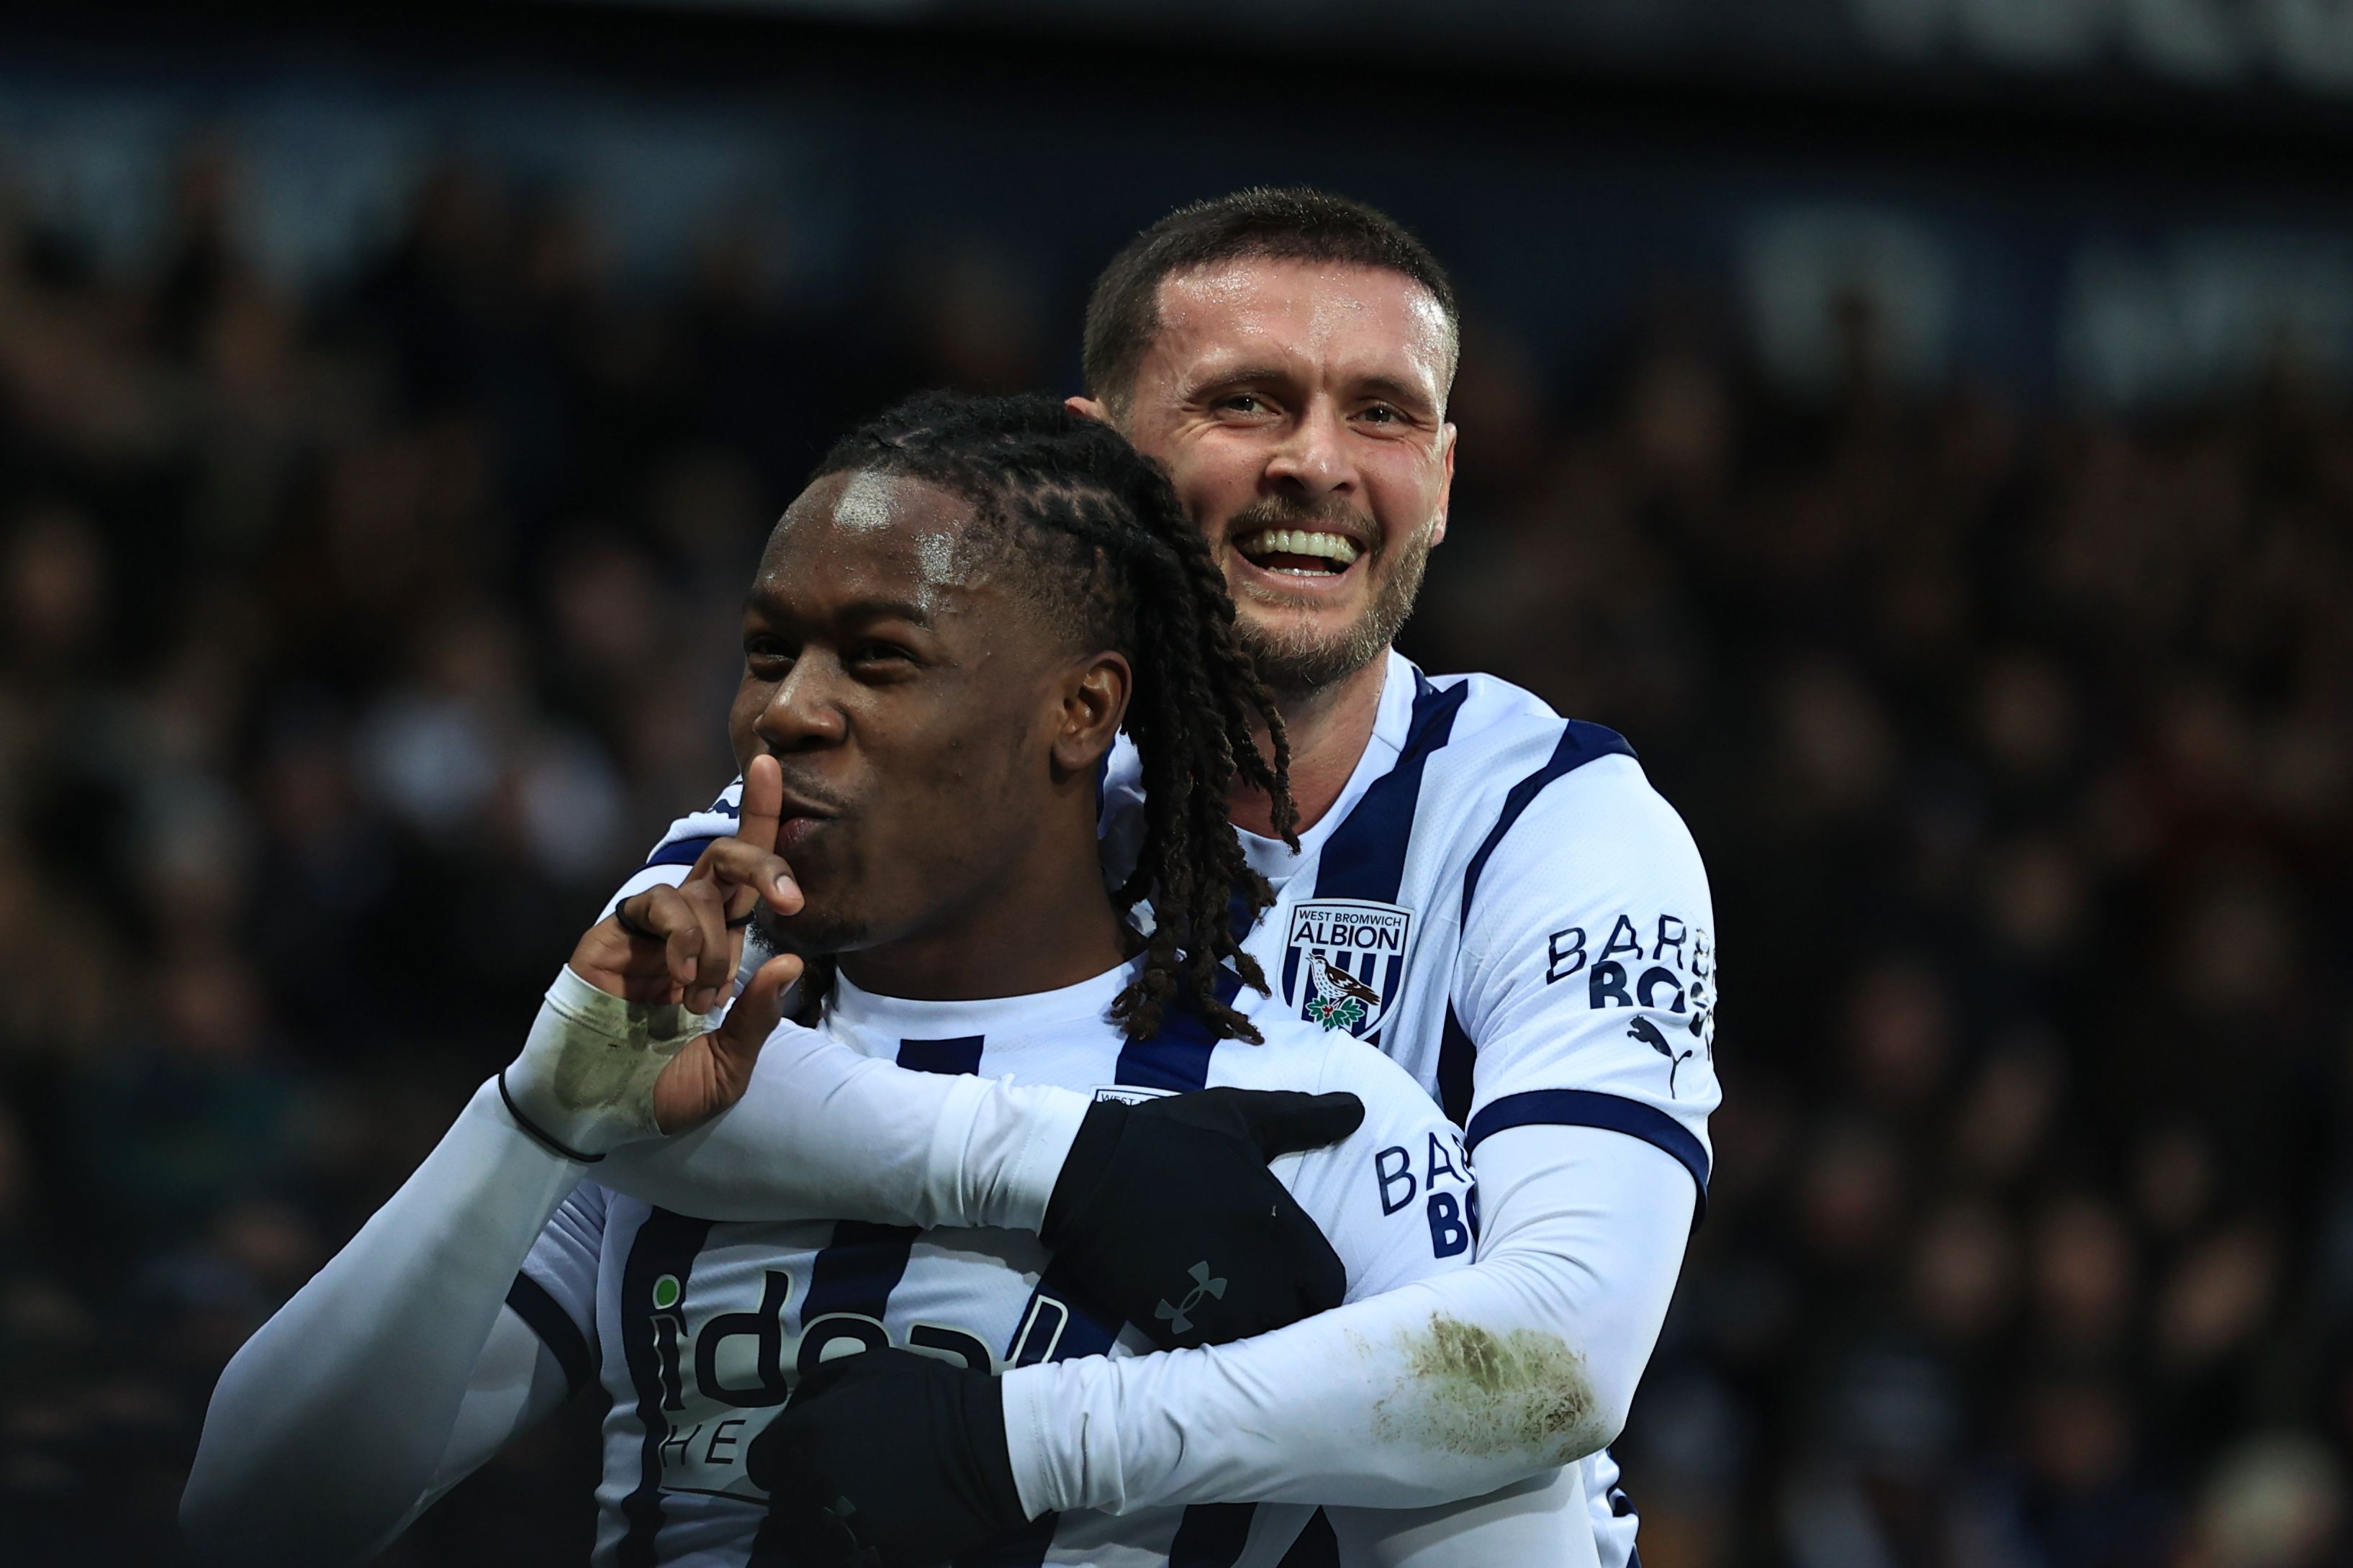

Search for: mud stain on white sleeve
xmin=1371 ymin=1315 xmax=1601 ymax=1463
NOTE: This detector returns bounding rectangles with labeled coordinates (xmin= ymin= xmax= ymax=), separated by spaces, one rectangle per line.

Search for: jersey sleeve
xmin=1265 ymin=1030 xmax=1481 ymax=1305
xmin=604 ymin=778 xmax=746 ymax=915
xmin=506 ymin=1181 xmax=606 ymax=1397
xmin=1449 ymin=753 xmax=1717 ymax=1210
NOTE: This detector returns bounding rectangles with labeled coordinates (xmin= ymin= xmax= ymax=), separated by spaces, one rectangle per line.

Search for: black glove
xmin=749 ymin=1347 xmax=1022 ymax=1568
xmin=1040 ymin=1086 xmax=1365 ymax=1350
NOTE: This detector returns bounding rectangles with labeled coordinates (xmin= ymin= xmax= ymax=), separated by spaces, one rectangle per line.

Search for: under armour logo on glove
xmin=817 ymin=1495 xmax=881 ymax=1568
xmin=1155 ymin=1261 xmax=1228 ymax=1336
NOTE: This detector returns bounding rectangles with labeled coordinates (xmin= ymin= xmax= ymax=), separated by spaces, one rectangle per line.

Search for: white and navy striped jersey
xmin=506 ymin=960 xmax=1485 ymax=1568
xmin=622 ymin=653 xmax=1719 ymax=1568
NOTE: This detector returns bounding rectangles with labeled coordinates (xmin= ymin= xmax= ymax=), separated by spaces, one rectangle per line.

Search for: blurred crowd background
xmin=2 ymin=6 xmax=2351 ymax=1567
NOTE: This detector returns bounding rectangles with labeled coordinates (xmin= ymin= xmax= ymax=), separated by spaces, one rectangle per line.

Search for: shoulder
xmin=1467 ymin=752 xmax=1707 ymax=908
xmin=1500 ymin=753 xmax=1703 ymax=876
xmin=1412 ymin=671 xmax=1648 ymax=835
xmin=1404 ymin=668 xmax=1702 ymax=902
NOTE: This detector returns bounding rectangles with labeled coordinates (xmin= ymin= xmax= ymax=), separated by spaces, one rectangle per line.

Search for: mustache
xmin=762 ymin=769 xmax=852 ymax=817
xmin=1223 ymin=497 xmax=1378 ymax=553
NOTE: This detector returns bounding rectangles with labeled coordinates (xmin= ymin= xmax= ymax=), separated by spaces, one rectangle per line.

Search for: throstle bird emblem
xmin=1304 ymin=957 xmax=1381 ymax=1033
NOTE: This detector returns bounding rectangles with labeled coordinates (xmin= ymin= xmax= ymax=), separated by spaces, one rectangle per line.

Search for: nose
xmin=751 ymin=657 xmax=849 ymax=754
xmin=1263 ymin=397 xmax=1356 ymax=503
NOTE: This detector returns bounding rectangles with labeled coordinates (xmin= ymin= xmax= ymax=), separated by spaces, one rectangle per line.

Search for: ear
xmin=1051 ymin=650 xmax=1132 ymax=776
xmin=1066 ymin=394 xmax=1112 ymax=426
xmin=1430 ymin=422 xmax=1458 ymax=548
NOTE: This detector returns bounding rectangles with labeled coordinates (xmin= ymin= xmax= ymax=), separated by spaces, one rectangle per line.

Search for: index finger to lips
xmin=736 ymin=754 xmax=784 ymax=854
xmin=693 ymin=839 xmax=802 ymax=915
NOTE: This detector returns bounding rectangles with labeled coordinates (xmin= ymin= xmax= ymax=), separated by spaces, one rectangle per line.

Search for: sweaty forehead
xmin=757 ymin=470 xmax=990 ymax=604
xmin=1149 ymin=258 xmax=1454 ymax=394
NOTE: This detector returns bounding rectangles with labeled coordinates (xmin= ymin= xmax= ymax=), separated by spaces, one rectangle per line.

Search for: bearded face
xmin=1095 ymin=256 xmax=1457 ymax=700
xmin=1215 ymin=490 xmax=1440 ymax=697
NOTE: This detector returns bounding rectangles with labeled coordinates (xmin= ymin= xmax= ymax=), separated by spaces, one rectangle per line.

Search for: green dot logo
xmin=651 ymin=1274 xmax=681 ymax=1311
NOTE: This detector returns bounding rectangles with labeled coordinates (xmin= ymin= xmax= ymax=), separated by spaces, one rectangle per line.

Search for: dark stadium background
xmin=2 ymin=2 xmax=2350 ymax=1563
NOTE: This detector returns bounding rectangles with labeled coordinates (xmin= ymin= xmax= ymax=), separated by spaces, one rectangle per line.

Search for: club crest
xmin=1282 ymin=899 xmax=1414 ymax=1038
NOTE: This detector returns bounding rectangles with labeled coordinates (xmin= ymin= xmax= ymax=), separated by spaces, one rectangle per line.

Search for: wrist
xmin=502 ymin=965 xmax=721 ymax=1156
xmin=1038 ymin=1098 xmax=1124 ymax=1246
xmin=990 ymin=1083 xmax=1094 ymax=1234
xmin=998 ymin=1361 xmax=1095 ymax=1517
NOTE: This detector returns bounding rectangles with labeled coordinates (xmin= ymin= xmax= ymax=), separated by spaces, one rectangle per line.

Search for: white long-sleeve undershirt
xmin=596 ymin=1010 xmax=1085 ymax=1231
xmin=1000 ymin=1121 xmax=1694 ymax=1517
xmin=181 ymin=1080 xmax=577 ymax=1567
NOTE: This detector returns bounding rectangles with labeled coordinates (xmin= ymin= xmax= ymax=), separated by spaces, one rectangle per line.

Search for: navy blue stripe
xmin=1274 ymin=1508 xmax=1340 ymax=1567
xmin=505 ymin=1272 xmax=593 ymax=1397
xmin=1227 ymin=882 xmax=1264 ymax=947
xmin=615 ymin=1207 xmax=716 ymax=1568
xmin=1464 ymin=1089 xmax=1710 ymax=1217
xmin=798 ymin=1036 xmax=988 ymax=1323
xmin=1458 ymin=720 xmax=1635 ymax=924
xmin=1436 ymin=1004 xmax=1477 ymax=1130
xmin=797 ymin=1219 xmax=918 ymax=1321
xmin=1311 ymin=674 xmax=1468 ymax=904
xmin=642 ymin=834 xmax=718 ymax=869
xmin=898 ymin=1034 xmax=987 ymax=1076
xmin=1112 ymin=968 xmax=1242 ymax=1092
xmin=1170 ymin=1501 xmax=1258 ymax=1567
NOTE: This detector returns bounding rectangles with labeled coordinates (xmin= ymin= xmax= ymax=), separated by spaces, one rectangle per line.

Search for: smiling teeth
xmin=1245 ymin=529 xmax=1361 ymax=564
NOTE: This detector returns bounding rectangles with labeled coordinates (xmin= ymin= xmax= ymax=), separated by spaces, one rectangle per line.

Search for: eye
xmin=1216 ymin=394 xmax=1270 ymax=416
xmin=744 ymin=635 xmax=792 ymax=673
xmin=851 ymin=639 xmax=915 ymax=668
xmin=1358 ymin=403 xmax=1405 ymax=426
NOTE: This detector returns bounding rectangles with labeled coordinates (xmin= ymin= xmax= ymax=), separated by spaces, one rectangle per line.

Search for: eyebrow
xmin=742 ymin=590 xmax=936 ymax=628
xmin=1185 ymin=365 xmax=1293 ymax=399
xmin=1185 ymin=366 xmax=1439 ymax=414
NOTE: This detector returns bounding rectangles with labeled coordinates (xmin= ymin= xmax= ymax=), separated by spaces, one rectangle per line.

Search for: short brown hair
xmin=1081 ymin=187 xmax=1460 ymax=417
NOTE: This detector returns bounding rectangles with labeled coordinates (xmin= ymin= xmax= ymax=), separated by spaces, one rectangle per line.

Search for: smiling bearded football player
xmin=609 ymin=191 xmax=1717 ymax=1568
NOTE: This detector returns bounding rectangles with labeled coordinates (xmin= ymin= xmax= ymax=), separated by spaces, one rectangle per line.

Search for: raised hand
xmin=500 ymin=758 xmax=813 ymax=1156
xmin=572 ymin=754 xmax=805 ymax=1013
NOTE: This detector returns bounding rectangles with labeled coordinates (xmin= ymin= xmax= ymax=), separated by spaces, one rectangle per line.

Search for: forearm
xmin=1328 ymin=1467 xmax=1597 ymax=1568
xmin=597 ymin=1020 xmax=1089 ymax=1231
xmin=182 ymin=1081 xmax=579 ymax=1566
xmin=1001 ymin=1125 xmax=1692 ymax=1515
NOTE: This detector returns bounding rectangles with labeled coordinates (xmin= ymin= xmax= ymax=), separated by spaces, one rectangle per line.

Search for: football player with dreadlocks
xmin=184 ymin=394 xmax=1583 ymax=1567
xmin=614 ymin=189 xmax=1714 ymax=1568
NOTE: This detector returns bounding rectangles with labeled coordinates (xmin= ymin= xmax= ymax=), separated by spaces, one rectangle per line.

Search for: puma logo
xmin=1627 ymin=1017 xmax=1696 ymax=1097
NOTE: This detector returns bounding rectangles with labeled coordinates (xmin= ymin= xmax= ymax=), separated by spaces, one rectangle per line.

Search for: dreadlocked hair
xmin=810 ymin=390 xmax=1297 ymax=1044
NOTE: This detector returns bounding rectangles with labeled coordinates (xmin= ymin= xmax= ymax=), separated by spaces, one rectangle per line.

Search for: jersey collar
xmin=825 ymin=955 xmax=1147 ymax=1051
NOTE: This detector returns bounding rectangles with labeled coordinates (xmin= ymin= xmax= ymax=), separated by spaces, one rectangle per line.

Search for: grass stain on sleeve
xmin=1372 ymin=1314 xmax=1601 ymax=1462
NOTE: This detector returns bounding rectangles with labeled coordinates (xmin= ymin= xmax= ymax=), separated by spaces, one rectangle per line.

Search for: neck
xmin=1227 ymin=649 xmax=1388 ymax=838
xmin=835 ymin=822 xmax=1133 ymax=1002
